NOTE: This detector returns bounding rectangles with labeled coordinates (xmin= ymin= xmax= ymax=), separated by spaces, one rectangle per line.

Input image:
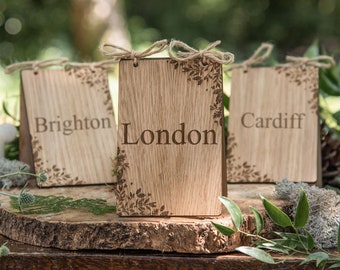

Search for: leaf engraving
xmin=276 ymin=66 xmax=318 ymax=114
xmin=112 ymin=148 xmax=171 ymax=216
xmin=168 ymin=58 xmax=224 ymax=126
xmin=226 ymin=133 xmax=274 ymax=182
xmin=31 ymin=136 xmax=83 ymax=186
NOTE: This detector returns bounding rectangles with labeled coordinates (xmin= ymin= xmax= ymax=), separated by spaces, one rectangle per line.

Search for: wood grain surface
xmin=227 ymin=66 xmax=319 ymax=183
xmin=20 ymin=68 xmax=117 ymax=187
xmin=116 ymin=58 xmax=226 ymax=216
xmin=0 ymin=234 xmax=321 ymax=270
xmin=0 ymin=184 xmax=279 ymax=254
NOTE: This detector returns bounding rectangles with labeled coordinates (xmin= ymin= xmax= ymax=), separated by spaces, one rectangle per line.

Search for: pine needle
xmin=10 ymin=195 xmax=116 ymax=215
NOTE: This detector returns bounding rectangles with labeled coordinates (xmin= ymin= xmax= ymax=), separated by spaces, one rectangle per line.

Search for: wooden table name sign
xmin=115 ymin=57 xmax=227 ymax=216
xmin=227 ymin=66 xmax=320 ymax=183
xmin=20 ymin=67 xmax=117 ymax=187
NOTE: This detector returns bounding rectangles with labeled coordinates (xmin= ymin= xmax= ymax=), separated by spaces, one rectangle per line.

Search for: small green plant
xmin=0 ymin=242 xmax=10 ymax=256
xmin=0 ymin=166 xmax=47 ymax=256
xmin=213 ymin=190 xmax=340 ymax=269
xmin=2 ymin=101 xmax=20 ymax=160
xmin=0 ymin=169 xmax=47 ymax=212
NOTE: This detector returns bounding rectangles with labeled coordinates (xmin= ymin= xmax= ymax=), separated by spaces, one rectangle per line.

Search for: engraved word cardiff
xmin=241 ymin=112 xmax=306 ymax=129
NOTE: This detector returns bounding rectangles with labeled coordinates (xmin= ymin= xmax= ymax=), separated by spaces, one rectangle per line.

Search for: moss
xmin=275 ymin=179 xmax=340 ymax=249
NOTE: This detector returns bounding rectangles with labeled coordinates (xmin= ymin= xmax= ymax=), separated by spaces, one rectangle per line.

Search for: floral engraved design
xmin=31 ymin=136 xmax=82 ymax=186
xmin=67 ymin=68 xmax=113 ymax=115
xmin=276 ymin=65 xmax=319 ymax=114
xmin=112 ymin=148 xmax=170 ymax=216
xmin=168 ymin=58 xmax=224 ymax=126
xmin=226 ymin=133 xmax=273 ymax=183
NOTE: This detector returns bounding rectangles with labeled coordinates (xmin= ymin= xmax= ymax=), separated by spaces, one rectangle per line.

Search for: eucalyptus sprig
xmin=0 ymin=168 xmax=47 ymax=185
xmin=213 ymin=189 xmax=340 ymax=269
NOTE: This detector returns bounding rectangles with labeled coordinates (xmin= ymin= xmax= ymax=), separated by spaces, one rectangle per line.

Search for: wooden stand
xmin=0 ymin=184 xmax=282 ymax=254
xmin=0 ymin=234 xmax=322 ymax=270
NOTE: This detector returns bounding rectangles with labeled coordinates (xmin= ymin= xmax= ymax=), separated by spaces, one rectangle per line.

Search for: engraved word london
xmin=121 ymin=122 xmax=218 ymax=145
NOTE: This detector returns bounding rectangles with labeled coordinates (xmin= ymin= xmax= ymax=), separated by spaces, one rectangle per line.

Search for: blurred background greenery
xmin=1 ymin=0 xmax=340 ymax=185
xmin=1 ymin=0 xmax=340 ymax=126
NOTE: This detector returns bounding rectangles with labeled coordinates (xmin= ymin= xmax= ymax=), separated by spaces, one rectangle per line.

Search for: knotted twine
xmin=5 ymin=58 xmax=69 ymax=74
xmin=5 ymin=40 xmax=235 ymax=73
xmin=100 ymin=39 xmax=234 ymax=66
xmin=100 ymin=39 xmax=168 ymax=66
xmin=168 ymin=40 xmax=234 ymax=65
xmin=224 ymin=43 xmax=335 ymax=73
xmin=280 ymin=55 xmax=335 ymax=69
xmin=5 ymin=58 xmax=117 ymax=74
xmin=224 ymin=42 xmax=273 ymax=73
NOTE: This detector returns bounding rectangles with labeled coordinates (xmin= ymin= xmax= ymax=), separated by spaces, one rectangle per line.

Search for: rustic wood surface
xmin=20 ymin=68 xmax=117 ymax=187
xmin=117 ymin=58 xmax=226 ymax=216
xmin=228 ymin=66 xmax=319 ymax=183
xmin=0 ymin=234 xmax=322 ymax=270
xmin=0 ymin=184 xmax=281 ymax=254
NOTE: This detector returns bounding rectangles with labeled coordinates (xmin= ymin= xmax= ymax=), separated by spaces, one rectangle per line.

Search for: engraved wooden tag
xmin=115 ymin=58 xmax=226 ymax=216
xmin=227 ymin=66 xmax=319 ymax=183
xmin=20 ymin=68 xmax=116 ymax=187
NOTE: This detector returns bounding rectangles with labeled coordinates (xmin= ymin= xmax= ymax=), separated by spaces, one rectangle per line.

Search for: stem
xmin=0 ymin=192 xmax=18 ymax=199
xmin=294 ymin=227 xmax=308 ymax=253
xmin=238 ymin=229 xmax=310 ymax=256
xmin=0 ymin=171 xmax=39 ymax=179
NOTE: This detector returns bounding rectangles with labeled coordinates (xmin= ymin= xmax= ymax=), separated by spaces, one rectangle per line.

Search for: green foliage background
xmin=1 ymin=0 xmax=340 ymax=131
xmin=1 ymin=0 xmax=339 ymax=65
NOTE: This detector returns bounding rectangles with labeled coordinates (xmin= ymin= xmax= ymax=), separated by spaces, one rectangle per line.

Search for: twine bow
xmin=224 ymin=43 xmax=273 ymax=72
xmin=168 ymin=40 xmax=234 ymax=65
xmin=65 ymin=59 xmax=116 ymax=71
xmin=5 ymin=58 xmax=69 ymax=74
xmin=100 ymin=39 xmax=168 ymax=66
xmin=284 ymin=55 xmax=335 ymax=69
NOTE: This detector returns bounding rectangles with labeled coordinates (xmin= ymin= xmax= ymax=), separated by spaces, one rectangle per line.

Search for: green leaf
xmin=333 ymin=111 xmax=340 ymax=125
xmin=337 ymin=223 xmax=340 ymax=253
xmin=2 ymin=101 xmax=19 ymax=122
xmin=223 ymin=92 xmax=229 ymax=110
xmin=303 ymin=39 xmax=319 ymax=58
xmin=260 ymin=195 xmax=292 ymax=227
xmin=294 ymin=189 xmax=309 ymax=229
xmin=273 ymin=232 xmax=302 ymax=249
xmin=235 ymin=246 xmax=275 ymax=264
xmin=320 ymin=70 xmax=340 ymax=96
xmin=305 ymin=230 xmax=315 ymax=251
xmin=0 ymin=242 xmax=10 ymax=256
xmin=218 ymin=196 xmax=243 ymax=229
xmin=301 ymin=252 xmax=329 ymax=267
xmin=330 ymin=263 xmax=340 ymax=269
xmin=211 ymin=222 xmax=235 ymax=236
xmin=250 ymin=206 xmax=264 ymax=234
xmin=273 ymin=231 xmax=313 ymax=251
xmin=257 ymin=242 xmax=289 ymax=255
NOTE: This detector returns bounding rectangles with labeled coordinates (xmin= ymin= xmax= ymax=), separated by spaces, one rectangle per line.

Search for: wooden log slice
xmin=0 ymin=184 xmax=279 ymax=254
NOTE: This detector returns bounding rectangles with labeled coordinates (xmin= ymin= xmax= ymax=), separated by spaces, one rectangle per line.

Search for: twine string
xmin=65 ymin=59 xmax=117 ymax=71
xmin=168 ymin=40 xmax=234 ymax=64
xmin=5 ymin=58 xmax=118 ymax=74
xmin=283 ymin=55 xmax=335 ymax=69
xmin=100 ymin=39 xmax=168 ymax=66
xmin=224 ymin=42 xmax=273 ymax=72
xmin=5 ymin=58 xmax=69 ymax=74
